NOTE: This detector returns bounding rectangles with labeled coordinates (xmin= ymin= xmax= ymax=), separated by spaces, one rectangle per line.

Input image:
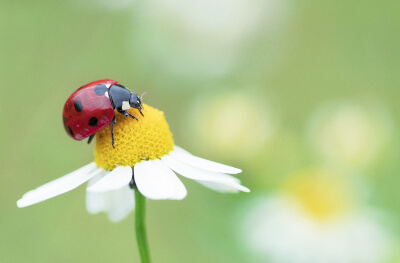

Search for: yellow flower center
xmin=283 ymin=169 xmax=354 ymax=221
xmin=94 ymin=104 xmax=174 ymax=170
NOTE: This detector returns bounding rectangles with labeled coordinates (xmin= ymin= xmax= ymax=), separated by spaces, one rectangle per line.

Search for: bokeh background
xmin=1 ymin=1 xmax=399 ymax=262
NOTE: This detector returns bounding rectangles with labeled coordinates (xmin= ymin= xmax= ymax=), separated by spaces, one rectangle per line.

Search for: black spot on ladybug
xmin=74 ymin=101 xmax=83 ymax=112
xmin=95 ymin=84 xmax=108 ymax=96
xmin=88 ymin=117 xmax=98 ymax=126
xmin=67 ymin=126 xmax=75 ymax=137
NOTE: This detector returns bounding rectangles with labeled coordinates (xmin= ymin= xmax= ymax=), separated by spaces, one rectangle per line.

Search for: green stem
xmin=134 ymin=189 xmax=151 ymax=263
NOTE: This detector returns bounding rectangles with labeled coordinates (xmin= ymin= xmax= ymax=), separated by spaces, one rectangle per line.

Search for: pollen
xmin=94 ymin=104 xmax=174 ymax=170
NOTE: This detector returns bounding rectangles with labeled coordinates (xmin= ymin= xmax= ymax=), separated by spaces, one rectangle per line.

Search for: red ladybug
xmin=63 ymin=79 xmax=144 ymax=148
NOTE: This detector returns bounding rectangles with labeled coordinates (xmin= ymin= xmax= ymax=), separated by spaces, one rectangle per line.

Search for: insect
xmin=63 ymin=79 xmax=144 ymax=148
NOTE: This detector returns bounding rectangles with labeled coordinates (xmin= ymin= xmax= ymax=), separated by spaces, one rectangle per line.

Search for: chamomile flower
xmin=188 ymin=91 xmax=277 ymax=160
xmin=17 ymin=104 xmax=249 ymax=222
xmin=308 ymin=102 xmax=393 ymax=170
xmin=133 ymin=0 xmax=290 ymax=78
xmin=242 ymin=169 xmax=395 ymax=263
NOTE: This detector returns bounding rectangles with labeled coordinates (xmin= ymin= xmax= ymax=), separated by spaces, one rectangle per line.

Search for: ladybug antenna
xmin=140 ymin=92 xmax=147 ymax=101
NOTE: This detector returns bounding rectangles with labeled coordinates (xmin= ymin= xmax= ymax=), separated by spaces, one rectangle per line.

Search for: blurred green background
xmin=1 ymin=1 xmax=399 ymax=262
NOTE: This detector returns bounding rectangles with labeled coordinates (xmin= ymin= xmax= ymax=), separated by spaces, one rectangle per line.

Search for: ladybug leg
xmin=138 ymin=109 xmax=144 ymax=117
xmin=127 ymin=112 xmax=139 ymax=121
xmin=87 ymin=134 xmax=95 ymax=145
xmin=118 ymin=110 xmax=138 ymax=121
xmin=111 ymin=116 xmax=116 ymax=149
xmin=129 ymin=170 xmax=136 ymax=189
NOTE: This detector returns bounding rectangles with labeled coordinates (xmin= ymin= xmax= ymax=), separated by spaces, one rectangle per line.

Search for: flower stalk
xmin=134 ymin=188 xmax=151 ymax=263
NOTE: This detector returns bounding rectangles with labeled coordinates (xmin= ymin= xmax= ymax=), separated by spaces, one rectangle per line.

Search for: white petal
xmin=86 ymin=173 xmax=135 ymax=222
xmin=17 ymin=163 xmax=101 ymax=208
xmin=134 ymin=159 xmax=187 ymax=200
xmin=161 ymin=155 xmax=239 ymax=184
xmin=197 ymin=180 xmax=250 ymax=193
xmin=171 ymin=146 xmax=242 ymax=174
xmin=87 ymin=166 xmax=132 ymax=193
xmin=21 ymin=162 xmax=97 ymax=199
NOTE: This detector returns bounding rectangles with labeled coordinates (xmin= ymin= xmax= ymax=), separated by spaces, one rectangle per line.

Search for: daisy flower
xmin=242 ymin=169 xmax=395 ymax=263
xmin=17 ymin=104 xmax=249 ymax=219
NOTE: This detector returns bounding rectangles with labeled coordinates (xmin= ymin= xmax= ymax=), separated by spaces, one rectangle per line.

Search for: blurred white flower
xmin=187 ymin=92 xmax=277 ymax=160
xmin=242 ymin=170 xmax=395 ymax=263
xmin=307 ymin=102 xmax=393 ymax=170
xmin=133 ymin=0 xmax=289 ymax=77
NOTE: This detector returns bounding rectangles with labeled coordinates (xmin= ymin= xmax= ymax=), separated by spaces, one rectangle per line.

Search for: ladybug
xmin=63 ymin=79 xmax=144 ymax=148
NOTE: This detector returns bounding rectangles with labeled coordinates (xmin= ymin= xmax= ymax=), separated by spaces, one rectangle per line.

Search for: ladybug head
xmin=129 ymin=93 xmax=143 ymax=110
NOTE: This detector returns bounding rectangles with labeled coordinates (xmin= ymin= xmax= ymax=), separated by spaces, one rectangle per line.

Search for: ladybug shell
xmin=63 ymin=79 xmax=118 ymax=140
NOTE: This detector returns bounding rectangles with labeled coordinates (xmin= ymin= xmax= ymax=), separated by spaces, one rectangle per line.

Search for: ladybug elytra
xmin=63 ymin=79 xmax=144 ymax=148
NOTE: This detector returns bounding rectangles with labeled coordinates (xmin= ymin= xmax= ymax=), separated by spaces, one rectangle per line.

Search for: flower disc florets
xmin=94 ymin=104 xmax=174 ymax=170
